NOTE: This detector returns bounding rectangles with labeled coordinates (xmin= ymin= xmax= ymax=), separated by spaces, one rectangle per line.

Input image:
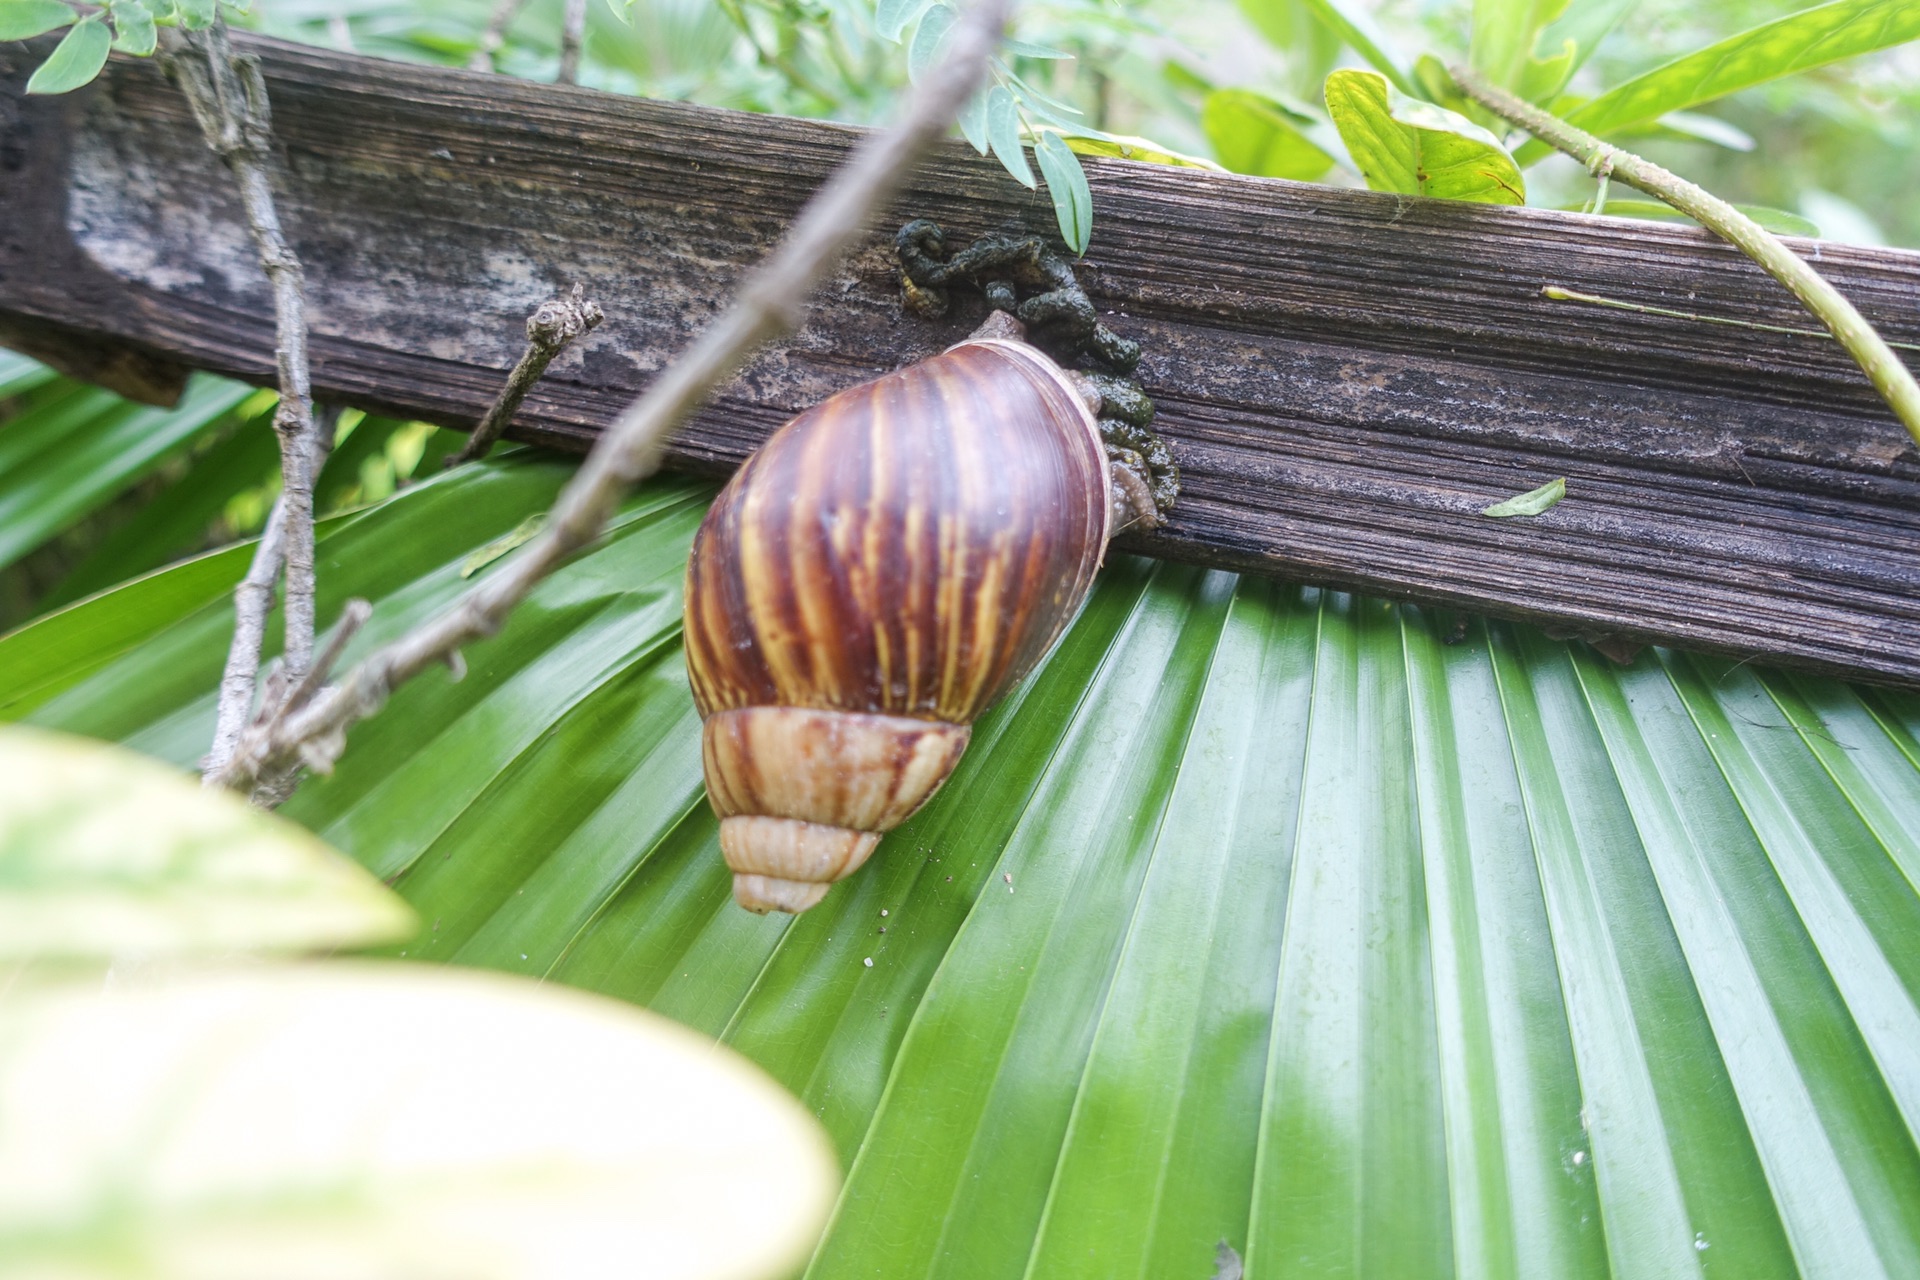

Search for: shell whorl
xmin=683 ymin=337 xmax=1110 ymax=913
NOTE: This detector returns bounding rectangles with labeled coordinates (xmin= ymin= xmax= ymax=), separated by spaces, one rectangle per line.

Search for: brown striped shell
xmin=684 ymin=337 xmax=1111 ymax=913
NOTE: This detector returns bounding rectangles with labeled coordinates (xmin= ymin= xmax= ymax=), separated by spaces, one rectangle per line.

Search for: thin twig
xmin=205 ymin=0 xmax=1011 ymax=798
xmin=1450 ymin=65 xmax=1920 ymax=447
xmin=163 ymin=19 xmax=326 ymax=777
xmin=470 ymin=0 xmax=532 ymax=72
xmin=1542 ymin=286 xmax=1920 ymax=352
xmin=557 ymin=0 xmax=588 ymax=84
xmin=447 ymin=285 xmax=603 ymax=467
xmin=200 ymin=404 xmax=340 ymax=782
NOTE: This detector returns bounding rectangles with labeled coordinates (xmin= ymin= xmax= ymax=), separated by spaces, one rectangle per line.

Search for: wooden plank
xmin=3 ymin=35 xmax=1918 ymax=684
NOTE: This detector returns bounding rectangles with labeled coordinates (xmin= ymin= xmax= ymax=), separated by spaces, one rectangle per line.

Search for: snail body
xmin=684 ymin=335 xmax=1111 ymax=913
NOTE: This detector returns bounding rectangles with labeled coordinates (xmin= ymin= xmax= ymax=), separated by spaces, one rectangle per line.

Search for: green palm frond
xmin=3 ymin=448 xmax=1914 ymax=1277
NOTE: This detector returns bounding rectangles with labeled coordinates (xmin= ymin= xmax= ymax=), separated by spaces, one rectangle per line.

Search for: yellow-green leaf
xmin=1482 ymin=476 xmax=1567 ymax=517
xmin=0 ymin=0 xmax=74 ymax=40
xmin=1324 ymin=68 xmax=1526 ymax=204
xmin=1517 ymin=0 xmax=1920 ymax=165
xmin=1062 ymin=132 xmax=1225 ymax=172
xmin=0 ymin=964 xmax=838 ymax=1280
xmin=1202 ymin=89 xmax=1336 ymax=180
xmin=0 ymin=724 xmax=415 ymax=960
xmin=1036 ymin=130 xmax=1092 ymax=254
xmin=24 ymin=14 xmax=111 ymax=95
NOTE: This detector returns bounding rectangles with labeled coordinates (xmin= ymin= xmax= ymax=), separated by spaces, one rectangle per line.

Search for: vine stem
xmin=1449 ymin=64 xmax=1920 ymax=448
xmin=204 ymin=0 xmax=1012 ymax=799
xmin=161 ymin=18 xmax=325 ymax=778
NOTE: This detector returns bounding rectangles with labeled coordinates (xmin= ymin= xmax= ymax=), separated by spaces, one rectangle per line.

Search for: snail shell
xmin=684 ymin=337 xmax=1111 ymax=913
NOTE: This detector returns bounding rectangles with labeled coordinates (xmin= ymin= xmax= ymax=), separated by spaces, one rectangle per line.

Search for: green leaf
xmin=0 ymin=724 xmax=414 ymax=960
xmin=1649 ymin=109 xmax=1755 ymax=151
xmin=42 ymin=401 xmax=281 ymax=610
xmin=172 ymin=0 xmax=215 ymax=30
xmin=1520 ymin=0 xmax=1638 ymax=99
xmin=24 ymin=14 xmax=111 ymax=94
xmin=0 ymin=965 xmax=837 ymax=1278
xmin=1035 ymin=129 xmax=1093 ymax=254
xmin=108 ymin=0 xmax=155 ymax=54
xmin=1060 ymin=132 xmax=1224 ymax=171
xmin=0 ymin=0 xmax=74 ymax=41
xmin=1516 ymin=0 xmax=1920 ymax=165
xmin=904 ymin=1 xmax=953 ymax=82
xmin=462 ymin=512 xmax=547 ymax=577
xmin=1469 ymin=0 xmax=1569 ymax=89
xmin=985 ymin=84 xmax=1034 ymax=188
xmin=955 ymin=84 xmax=990 ymax=154
xmin=8 ymin=450 xmax=1920 ymax=1275
xmin=0 ymin=373 xmax=252 ymax=574
xmin=874 ymin=0 xmax=933 ymax=42
xmin=1297 ymin=0 xmax=1418 ymax=96
xmin=1324 ymin=68 xmax=1526 ymax=204
xmin=1203 ymin=88 xmax=1337 ymax=181
xmin=1001 ymin=37 xmax=1069 ymax=59
xmin=0 ymin=349 xmax=58 ymax=400
xmin=1481 ymin=476 xmax=1567 ymax=517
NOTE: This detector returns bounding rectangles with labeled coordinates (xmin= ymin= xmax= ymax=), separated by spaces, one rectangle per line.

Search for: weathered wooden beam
xmin=3 ymin=36 xmax=1918 ymax=684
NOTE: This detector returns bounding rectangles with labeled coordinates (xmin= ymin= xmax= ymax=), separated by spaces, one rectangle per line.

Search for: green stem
xmin=1450 ymin=64 xmax=1920 ymax=449
xmin=1542 ymin=286 xmax=1920 ymax=352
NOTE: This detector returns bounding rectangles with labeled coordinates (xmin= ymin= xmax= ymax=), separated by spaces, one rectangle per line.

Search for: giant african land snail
xmin=683 ymin=222 xmax=1178 ymax=914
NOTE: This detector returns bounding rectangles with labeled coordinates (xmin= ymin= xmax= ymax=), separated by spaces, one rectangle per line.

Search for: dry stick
xmin=162 ymin=20 xmax=325 ymax=777
xmin=1450 ymin=65 xmax=1920 ymax=447
xmin=470 ymin=0 xmax=532 ymax=72
xmin=447 ymin=285 xmax=604 ymax=467
xmin=557 ymin=0 xmax=588 ymax=84
xmin=206 ymin=0 xmax=1011 ymax=797
xmin=1541 ymin=286 xmax=1920 ymax=352
xmin=201 ymin=404 xmax=340 ymax=779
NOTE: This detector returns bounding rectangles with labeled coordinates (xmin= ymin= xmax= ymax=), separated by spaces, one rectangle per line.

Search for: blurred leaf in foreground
xmin=0 ymin=964 xmax=838 ymax=1280
xmin=0 ymin=723 xmax=414 ymax=960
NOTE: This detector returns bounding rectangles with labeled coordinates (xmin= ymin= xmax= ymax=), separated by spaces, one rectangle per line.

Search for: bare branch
xmin=163 ymin=18 xmax=326 ymax=775
xmin=558 ymin=0 xmax=588 ymax=84
xmin=447 ymin=285 xmax=603 ymax=468
xmin=470 ymin=0 xmax=532 ymax=72
xmin=201 ymin=404 xmax=340 ymax=782
xmin=1451 ymin=65 xmax=1920 ymax=447
xmin=206 ymin=0 xmax=1011 ymax=798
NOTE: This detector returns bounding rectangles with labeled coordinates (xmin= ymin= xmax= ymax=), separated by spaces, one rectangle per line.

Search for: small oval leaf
xmin=173 ymin=0 xmax=216 ymax=30
xmin=986 ymin=84 xmax=1035 ymax=188
xmin=1482 ymin=477 xmax=1567 ymax=518
xmin=874 ymin=0 xmax=933 ymax=42
xmin=109 ymin=0 xmax=156 ymax=55
xmin=1036 ymin=129 xmax=1093 ymax=254
xmin=24 ymin=15 xmax=112 ymax=95
xmin=956 ymin=84 xmax=990 ymax=154
xmin=0 ymin=0 xmax=75 ymax=40
xmin=905 ymin=2 xmax=955 ymax=82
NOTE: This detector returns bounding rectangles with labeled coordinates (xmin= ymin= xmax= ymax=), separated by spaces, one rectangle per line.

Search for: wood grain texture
xmin=2 ymin=36 xmax=1918 ymax=683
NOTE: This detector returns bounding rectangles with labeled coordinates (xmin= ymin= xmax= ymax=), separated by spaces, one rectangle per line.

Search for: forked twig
xmin=161 ymin=18 xmax=326 ymax=777
xmin=205 ymin=0 xmax=1012 ymax=798
xmin=447 ymin=286 xmax=603 ymax=467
